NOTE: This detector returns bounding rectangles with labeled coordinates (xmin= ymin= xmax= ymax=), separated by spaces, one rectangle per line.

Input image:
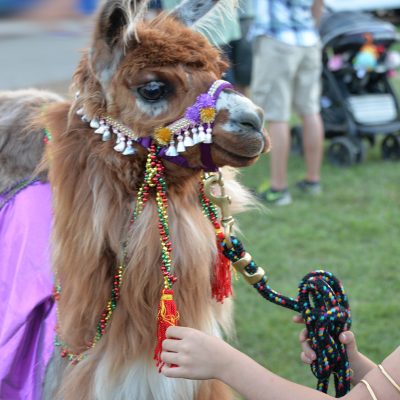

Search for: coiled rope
xmin=222 ymin=236 xmax=352 ymax=398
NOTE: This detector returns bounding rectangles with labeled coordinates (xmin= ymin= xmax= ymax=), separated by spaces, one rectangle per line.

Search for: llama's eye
xmin=137 ymin=81 xmax=169 ymax=102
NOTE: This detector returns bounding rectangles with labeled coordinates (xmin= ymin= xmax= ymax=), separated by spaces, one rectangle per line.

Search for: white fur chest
xmin=94 ymin=358 xmax=200 ymax=400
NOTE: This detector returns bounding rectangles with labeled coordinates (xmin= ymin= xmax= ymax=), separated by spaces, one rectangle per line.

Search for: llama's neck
xmin=49 ymin=116 xmax=221 ymax=356
xmin=55 ymin=179 xmax=224 ymax=358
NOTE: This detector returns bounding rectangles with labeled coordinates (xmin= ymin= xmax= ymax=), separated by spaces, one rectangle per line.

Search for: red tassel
xmin=154 ymin=288 xmax=179 ymax=370
xmin=211 ymin=241 xmax=232 ymax=303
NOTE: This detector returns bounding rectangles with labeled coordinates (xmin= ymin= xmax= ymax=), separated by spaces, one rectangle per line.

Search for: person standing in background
xmin=229 ymin=0 xmax=254 ymax=95
xmin=250 ymin=0 xmax=325 ymax=206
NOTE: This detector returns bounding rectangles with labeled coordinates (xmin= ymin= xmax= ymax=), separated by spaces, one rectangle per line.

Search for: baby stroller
xmin=292 ymin=10 xmax=400 ymax=166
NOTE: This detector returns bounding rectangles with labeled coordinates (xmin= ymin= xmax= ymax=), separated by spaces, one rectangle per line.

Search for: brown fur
xmin=43 ymin=5 xmax=267 ymax=399
xmin=0 ymin=89 xmax=63 ymax=192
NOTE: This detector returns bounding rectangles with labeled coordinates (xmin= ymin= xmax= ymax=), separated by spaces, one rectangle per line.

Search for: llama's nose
xmin=235 ymin=108 xmax=264 ymax=133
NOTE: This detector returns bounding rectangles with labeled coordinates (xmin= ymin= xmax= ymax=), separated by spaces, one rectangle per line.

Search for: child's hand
xmin=293 ymin=314 xmax=358 ymax=365
xmin=160 ymin=326 xmax=230 ymax=380
xmin=293 ymin=314 xmax=376 ymax=384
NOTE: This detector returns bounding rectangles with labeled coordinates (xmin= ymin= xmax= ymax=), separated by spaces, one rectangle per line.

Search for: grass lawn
xmin=229 ymin=80 xmax=400 ymax=396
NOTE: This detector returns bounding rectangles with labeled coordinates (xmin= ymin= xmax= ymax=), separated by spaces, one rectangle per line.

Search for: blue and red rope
xmin=221 ymin=236 xmax=352 ymax=398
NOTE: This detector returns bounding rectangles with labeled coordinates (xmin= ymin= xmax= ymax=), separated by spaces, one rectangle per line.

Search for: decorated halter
xmin=76 ymin=79 xmax=233 ymax=172
xmin=53 ymin=80 xmax=234 ymax=366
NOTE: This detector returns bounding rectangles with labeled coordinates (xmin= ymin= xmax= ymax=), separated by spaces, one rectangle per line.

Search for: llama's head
xmin=74 ymin=0 xmax=267 ymax=171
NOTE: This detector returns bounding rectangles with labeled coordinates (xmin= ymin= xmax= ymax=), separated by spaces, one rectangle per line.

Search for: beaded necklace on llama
xmin=53 ymin=80 xmax=234 ymax=366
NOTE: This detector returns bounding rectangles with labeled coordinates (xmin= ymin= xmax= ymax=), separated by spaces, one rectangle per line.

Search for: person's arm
xmin=161 ymin=326 xmax=400 ymax=400
xmin=311 ymin=0 xmax=324 ymax=27
xmin=161 ymin=326 xmax=332 ymax=400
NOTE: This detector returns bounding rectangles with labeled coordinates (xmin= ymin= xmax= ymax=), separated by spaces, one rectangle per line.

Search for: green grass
xmin=229 ymin=80 xmax=400 ymax=396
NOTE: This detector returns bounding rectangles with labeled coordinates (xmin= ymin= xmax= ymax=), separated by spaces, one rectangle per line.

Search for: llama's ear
xmin=90 ymin=0 xmax=148 ymax=84
xmin=171 ymin=0 xmax=220 ymax=26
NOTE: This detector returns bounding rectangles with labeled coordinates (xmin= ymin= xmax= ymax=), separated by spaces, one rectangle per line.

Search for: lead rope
xmin=203 ymin=172 xmax=352 ymax=398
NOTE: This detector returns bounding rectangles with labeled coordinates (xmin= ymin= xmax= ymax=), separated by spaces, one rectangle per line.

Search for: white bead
xmin=114 ymin=137 xmax=126 ymax=152
xmin=81 ymin=115 xmax=90 ymax=123
xmin=204 ymin=133 xmax=212 ymax=144
xmin=176 ymin=135 xmax=186 ymax=153
xmin=197 ymin=126 xmax=205 ymax=143
xmin=76 ymin=107 xmax=84 ymax=115
xmin=183 ymin=130 xmax=194 ymax=147
xmin=204 ymin=127 xmax=213 ymax=143
xmin=191 ymin=127 xmax=199 ymax=144
xmin=102 ymin=129 xmax=111 ymax=141
xmin=122 ymin=140 xmax=135 ymax=155
xmin=166 ymin=141 xmax=178 ymax=157
xmin=90 ymin=118 xmax=100 ymax=129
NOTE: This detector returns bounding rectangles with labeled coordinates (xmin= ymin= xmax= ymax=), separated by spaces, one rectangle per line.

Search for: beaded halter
xmin=54 ymin=80 xmax=234 ymax=366
xmin=76 ymin=80 xmax=233 ymax=171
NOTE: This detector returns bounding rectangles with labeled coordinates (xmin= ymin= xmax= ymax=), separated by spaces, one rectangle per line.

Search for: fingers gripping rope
xmin=222 ymin=237 xmax=352 ymax=398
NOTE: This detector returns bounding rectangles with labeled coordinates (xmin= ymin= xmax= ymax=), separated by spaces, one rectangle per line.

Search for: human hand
xmin=160 ymin=326 xmax=232 ymax=380
xmin=293 ymin=314 xmax=376 ymax=384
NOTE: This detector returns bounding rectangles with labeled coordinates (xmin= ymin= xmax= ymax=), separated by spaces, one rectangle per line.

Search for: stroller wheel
xmin=381 ymin=134 xmax=400 ymax=161
xmin=350 ymin=138 xmax=367 ymax=164
xmin=327 ymin=137 xmax=358 ymax=167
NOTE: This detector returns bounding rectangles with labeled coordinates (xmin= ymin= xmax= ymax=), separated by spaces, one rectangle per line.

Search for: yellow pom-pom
xmin=154 ymin=127 xmax=172 ymax=145
xmin=200 ymin=107 xmax=216 ymax=123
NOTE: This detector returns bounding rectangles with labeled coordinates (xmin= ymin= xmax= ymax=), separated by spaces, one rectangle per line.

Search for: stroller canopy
xmin=320 ymin=11 xmax=399 ymax=48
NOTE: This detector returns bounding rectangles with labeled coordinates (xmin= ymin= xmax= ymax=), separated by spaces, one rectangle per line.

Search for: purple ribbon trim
xmin=137 ymin=137 xmax=192 ymax=168
xmin=158 ymin=148 xmax=192 ymax=168
xmin=200 ymin=143 xmax=218 ymax=172
xmin=136 ymin=138 xmax=216 ymax=172
xmin=212 ymin=82 xmax=234 ymax=101
xmin=137 ymin=136 xmax=152 ymax=149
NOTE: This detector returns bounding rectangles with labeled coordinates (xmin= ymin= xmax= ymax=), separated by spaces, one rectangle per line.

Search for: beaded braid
xmin=54 ymin=144 xmax=179 ymax=365
xmin=135 ymin=144 xmax=179 ymax=369
xmin=199 ymin=178 xmax=232 ymax=303
xmin=54 ymin=265 xmax=124 ymax=364
xmin=220 ymin=237 xmax=352 ymax=398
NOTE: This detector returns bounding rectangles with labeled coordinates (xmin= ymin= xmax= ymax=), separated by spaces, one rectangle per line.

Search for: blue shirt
xmin=249 ymin=0 xmax=319 ymax=46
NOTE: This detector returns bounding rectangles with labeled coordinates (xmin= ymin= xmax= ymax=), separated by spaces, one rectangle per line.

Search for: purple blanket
xmin=0 ymin=181 xmax=55 ymax=400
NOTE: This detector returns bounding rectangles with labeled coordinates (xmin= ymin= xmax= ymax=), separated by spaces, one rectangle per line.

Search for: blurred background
xmin=1 ymin=0 xmax=399 ymax=397
xmin=0 ymin=0 xmax=98 ymax=94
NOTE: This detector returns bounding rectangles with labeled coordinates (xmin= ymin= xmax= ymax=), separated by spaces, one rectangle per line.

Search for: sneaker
xmin=296 ymin=180 xmax=322 ymax=196
xmin=262 ymin=188 xmax=292 ymax=206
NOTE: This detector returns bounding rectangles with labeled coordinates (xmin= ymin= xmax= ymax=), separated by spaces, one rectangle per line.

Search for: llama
xmin=41 ymin=1 xmax=267 ymax=399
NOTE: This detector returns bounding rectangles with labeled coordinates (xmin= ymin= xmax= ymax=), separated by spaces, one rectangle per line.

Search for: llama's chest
xmin=93 ymin=358 xmax=200 ymax=400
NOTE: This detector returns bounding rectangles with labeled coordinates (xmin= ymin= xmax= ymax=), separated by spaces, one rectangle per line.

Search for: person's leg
xmin=301 ymin=112 xmax=324 ymax=183
xmin=268 ymin=121 xmax=290 ymax=190
xmin=293 ymin=43 xmax=324 ymax=189
xmin=251 ymin=37 xmax=300 ymax=204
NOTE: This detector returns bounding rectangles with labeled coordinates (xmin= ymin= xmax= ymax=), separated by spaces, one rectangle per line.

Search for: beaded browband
xmin=76 ymin=80 xmax=234 ymax=171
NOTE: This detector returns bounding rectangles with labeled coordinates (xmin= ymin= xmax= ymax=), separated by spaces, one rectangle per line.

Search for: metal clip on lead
xmin=204 ymin=171 xmax=235 ymax=248
xmin=232 ymin=252 xmax=265 ymax=285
